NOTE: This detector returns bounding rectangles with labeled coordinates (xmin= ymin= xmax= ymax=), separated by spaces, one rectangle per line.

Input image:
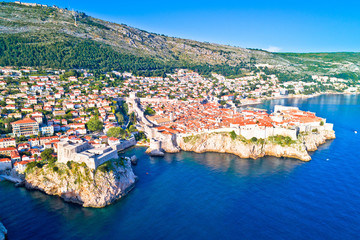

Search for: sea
xmin=1 ymin=94 xmax=360 ymax=240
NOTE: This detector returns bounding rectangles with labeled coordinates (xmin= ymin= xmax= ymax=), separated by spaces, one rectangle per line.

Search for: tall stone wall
xmin=94 ymin=150 xmax=118 ymax=169
xmin=178 ymin=126 xmax=298 ymax=140
xmin=57 ymin=141 xmax=117 ymax=169
xmin=239 ymin=126 xmax=267 ymax=139
xmin=272 ymin=127 xmax=298 ymax=140
xmin=112 ymin=137 xmax=137 ymax=151
xmin=0 ymin=162 xmax=11 ymax=171
xmin=57 ymin=141 xmax=90 ymax=164
xmin=72 ymin=153 xmax=96 ymax=169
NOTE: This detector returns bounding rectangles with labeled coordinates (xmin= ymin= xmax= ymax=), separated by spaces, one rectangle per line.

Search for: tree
xmin=144 ymin=105 xmax=156 ymax=116
xmin=120 ymin=102 xmax=129 ymax=115
xmin=41 ymin=148 xmax=56 ymax=163
xmin=116 ymin=112 xmax=125 ymax=125
xmin=128 ymin=125 xmax=137 ymax=133
xmin=87 ymin=116 xmax=103 ymax=132
xmin=106 ymin=127 xmax=125 ymax=138
xmin=129 ymin=112 xmax=137 ymax=124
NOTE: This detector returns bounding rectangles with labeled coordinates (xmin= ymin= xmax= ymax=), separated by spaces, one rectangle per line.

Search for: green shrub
xmin=268 ymin=135 xmax=296 ymax=147
xmin=25 ymin=161 xmax=37 ymax=173
xmin=183 ymin=135 xmax=199 ymax=143
xmin=66 ymin=161 xmax=72 ymax=169
xmin=144 ymin=105 xmax=156 ymax=116
xmin=230 ymin=131 xmax=237 ymax=140
xmin=183 ymin=136 xmax=191 ymax=143
xmin=36 ymin=162 xmax=44 ymax=168
xmin=97 ymin=161 xmax=114 ymax=173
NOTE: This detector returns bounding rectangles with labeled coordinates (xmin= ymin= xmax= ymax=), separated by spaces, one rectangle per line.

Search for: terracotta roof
xmin=11 ymin=118 xmax=36 ymax=125
xmin=108 ymin=137 xmax=119 ymax=141
xmin=0 ymin=138 xmax=15 ymax=142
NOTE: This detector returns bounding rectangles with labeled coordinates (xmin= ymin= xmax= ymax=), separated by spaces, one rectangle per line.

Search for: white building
xmin=40 ymin=125 xmax=54 ymax=136
xmin=0 ymin=158 xmax=11 ymax=171
xmin=57 ymin=140 xmax=118 ymax=169
xmin=0 ymin=138 xmax=16 ymax=148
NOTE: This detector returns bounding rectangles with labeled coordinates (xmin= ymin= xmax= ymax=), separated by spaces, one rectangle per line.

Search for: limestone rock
xmin=130 ymin=155 xmax=138 ymax=165
xmin=172 ymin=130 xmax=335 ymax=161
xmin=303 ymin=130 xmax=335 ymax=151
xmin=159 ymin=136 xmax=180 ymax=153
xmin=24 ymin=158 xmax=136 ymax=208
xmin=146 ymin=149 xmax=165 ymax=157
xmin=0 ymin=221 xmax=7 ymax=240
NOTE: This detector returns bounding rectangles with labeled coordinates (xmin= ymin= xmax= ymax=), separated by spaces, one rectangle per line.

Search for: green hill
xmin=1 ymin=1 xmax=360 ymax=78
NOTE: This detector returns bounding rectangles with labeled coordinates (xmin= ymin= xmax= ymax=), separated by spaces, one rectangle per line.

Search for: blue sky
xmin=7 ymin=0 xmax=360 ymax=52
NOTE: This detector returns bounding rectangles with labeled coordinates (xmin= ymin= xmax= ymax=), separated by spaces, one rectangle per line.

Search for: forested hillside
xmin=1 ymin=1 xmax=360 ymax=78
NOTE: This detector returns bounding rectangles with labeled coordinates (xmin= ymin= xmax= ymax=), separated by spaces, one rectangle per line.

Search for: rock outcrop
xmin=146 ymin=149 xmax=165 ymax=157
xmin=145 ymin=134 xmax=181 ymax=156
xmin=303 ymin=130 xmax=336 ymax=151
xmin=0 ymin=221 xmax=7 ymax=240
xmin=154 ymin=130 xmax=335 ymax=161
xmin=159 ymin=134 xmax=181 ymax=153
xmin=24 ymin=158 xmax=136 ymax=208
xmin=130 ymin=155 xmax=138 ymax=165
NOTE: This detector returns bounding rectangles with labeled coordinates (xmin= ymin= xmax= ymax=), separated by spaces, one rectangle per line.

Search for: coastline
xmin=153 ymin=129 xmax=336 ymax=162
xmin=239 ymin=91 xmax=360 ymax=107
xmin=0 ymin=221 xmax=6 ymax=240
xmin=24 ymin=158 xmax=137 ymax=208
xmin=0 ymin=175 xmax=22 ymax=184
xmin=135 ymin=91 xmax=338 ymax=162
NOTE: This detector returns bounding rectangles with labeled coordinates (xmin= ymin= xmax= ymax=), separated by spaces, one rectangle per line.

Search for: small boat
xmin=355 ymin=131 xmax=358 ymax=134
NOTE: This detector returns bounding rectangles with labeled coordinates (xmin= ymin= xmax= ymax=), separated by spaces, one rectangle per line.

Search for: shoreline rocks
xmin=0 ymin=221 xmax=7 ymax=240
xmin=24 ymin=158 xmax=137 ymax=208
xmin=148 ymin=130 xmax=335 ymax=162
xmin=146 ymin=149 xmax=165 ymax=157
xmin=130 ymin=155 xmax=138 ymax=165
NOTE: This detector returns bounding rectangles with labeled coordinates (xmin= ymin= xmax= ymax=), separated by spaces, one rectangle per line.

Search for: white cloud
xmin=266 ymin=46 xmax=282 ymax=52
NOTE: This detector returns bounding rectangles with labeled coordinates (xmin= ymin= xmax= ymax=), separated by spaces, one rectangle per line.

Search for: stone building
xmin=57 ymin=140 xmax=118 ymax=169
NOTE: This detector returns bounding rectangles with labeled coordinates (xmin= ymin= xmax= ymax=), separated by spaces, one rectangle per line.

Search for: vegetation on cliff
xmin=184 ymin=132 xmax=296 ymax=147
xmin=180 ymin=130 xmax=334 ymax=161
xmin=24 ymin=157 xmax=136 ymax=208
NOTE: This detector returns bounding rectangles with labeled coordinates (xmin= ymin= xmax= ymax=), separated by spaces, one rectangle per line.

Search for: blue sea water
xmin=1 ymin=94 xmax=360 ymax=240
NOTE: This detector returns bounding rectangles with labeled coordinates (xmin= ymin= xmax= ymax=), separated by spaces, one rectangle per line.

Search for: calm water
xmin=1 ymin=94 xmax=360 ymax=240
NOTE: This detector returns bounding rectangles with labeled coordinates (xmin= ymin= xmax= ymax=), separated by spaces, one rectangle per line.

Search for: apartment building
xmin=11 ymin=118 xmax=39 ymax=136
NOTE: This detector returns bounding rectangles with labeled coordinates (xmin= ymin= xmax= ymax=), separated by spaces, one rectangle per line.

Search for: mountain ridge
xmin=1 ymin=1 xmax=360 ymax=78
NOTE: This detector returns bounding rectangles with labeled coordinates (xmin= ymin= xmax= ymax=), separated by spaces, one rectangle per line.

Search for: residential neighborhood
xmin=0 ymin=65 xmax=354 ymax=173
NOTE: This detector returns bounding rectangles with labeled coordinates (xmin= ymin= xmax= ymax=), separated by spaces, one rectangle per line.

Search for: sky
xmin=6 ymin=0 xmax=360 ymax=52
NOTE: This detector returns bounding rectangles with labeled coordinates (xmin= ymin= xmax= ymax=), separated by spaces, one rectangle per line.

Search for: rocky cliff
xmin=0 ymin=221 xmax=6 ymax=240
xmin=24 ymin=158 xmax=136 ymax=208
xmin=156 ymin=130 xmax=335 ymax=161
xmin=303 ymin=130 xmax=336 ymax=151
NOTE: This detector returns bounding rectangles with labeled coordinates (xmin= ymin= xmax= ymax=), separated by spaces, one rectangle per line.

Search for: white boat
xmin=355 ymin=131 xmax=358 ymax=134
